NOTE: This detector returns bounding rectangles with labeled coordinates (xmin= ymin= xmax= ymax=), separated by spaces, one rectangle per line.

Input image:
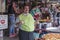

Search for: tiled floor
xmin=0 ymin=38 xmax=3 ymax=40
xmin=0 ymin=36 xmax=19 ymax=40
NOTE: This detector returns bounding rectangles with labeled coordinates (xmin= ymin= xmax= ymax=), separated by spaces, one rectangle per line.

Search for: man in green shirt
xmin=16 ymin=4 xmax=35 ymax=40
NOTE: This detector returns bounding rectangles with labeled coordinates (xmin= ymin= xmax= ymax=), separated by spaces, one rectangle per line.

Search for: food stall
xmin=39 ymin=15 xmax=60 ymax=40
xmin=38 ymin=3 xmax=60 ymax=40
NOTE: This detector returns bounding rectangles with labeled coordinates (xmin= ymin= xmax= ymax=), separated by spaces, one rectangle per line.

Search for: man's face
xmin=24 ymin=6 xmax=29 ymax=13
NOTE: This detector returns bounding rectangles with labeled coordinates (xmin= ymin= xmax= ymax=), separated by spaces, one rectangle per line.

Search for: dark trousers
xmin=19 ymin=29 xmax=34 ymax=40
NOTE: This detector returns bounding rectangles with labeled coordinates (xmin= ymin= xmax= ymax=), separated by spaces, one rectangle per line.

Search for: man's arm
xmin=16 ymin=17 xmax=24 ymax=25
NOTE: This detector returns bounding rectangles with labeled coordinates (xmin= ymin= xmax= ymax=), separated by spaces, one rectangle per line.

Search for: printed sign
xmin=0 ymin=15 xmax=8 ymax=29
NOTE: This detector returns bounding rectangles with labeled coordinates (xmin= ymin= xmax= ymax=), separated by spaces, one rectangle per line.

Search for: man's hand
xmin=20 ymin=20 xmax=24 ymax=24
xmin=16 ymin=20 xmax=24 ymax=25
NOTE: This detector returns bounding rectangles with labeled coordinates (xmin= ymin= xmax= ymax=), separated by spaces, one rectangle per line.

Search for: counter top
xmin=46 ymin=27 xmax=60 ymax=33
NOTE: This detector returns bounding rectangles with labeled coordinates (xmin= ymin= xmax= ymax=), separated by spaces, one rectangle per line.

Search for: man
xmin=16 ymin=4 xmax=35 ymax=40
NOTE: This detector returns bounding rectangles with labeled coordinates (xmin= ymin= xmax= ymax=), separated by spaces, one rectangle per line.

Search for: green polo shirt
xmin=19 ymin=13 xmax=35 ymax=32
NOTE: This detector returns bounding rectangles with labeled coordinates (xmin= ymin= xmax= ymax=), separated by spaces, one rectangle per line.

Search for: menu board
xmin=0 ymin=0 xmax=5 ymax=12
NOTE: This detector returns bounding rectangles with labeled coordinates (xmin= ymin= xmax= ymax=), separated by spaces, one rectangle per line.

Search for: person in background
xmin=34 ymin=20 xmax=42 ymax=40
xmin=16 ymin=4 xmax=35 ymax=40
xmin=48 ymin=5 xmax=57 ymax=26
xmin=8 ymin=1 xmax=17 ymax=37
xmin=56 ymin=6 xmax=60 ymax=26
xmin=30 ymin=3 xmax=42 ymax=40
xmin=30 ymin=4 xmax=41 ymax=20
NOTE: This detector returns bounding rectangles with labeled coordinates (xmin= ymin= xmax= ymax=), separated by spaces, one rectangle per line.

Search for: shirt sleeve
xmin=36 ymin=8 xmax=41 ymax=13
xmin=30 ymin=10 xmax=35 ymax=16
